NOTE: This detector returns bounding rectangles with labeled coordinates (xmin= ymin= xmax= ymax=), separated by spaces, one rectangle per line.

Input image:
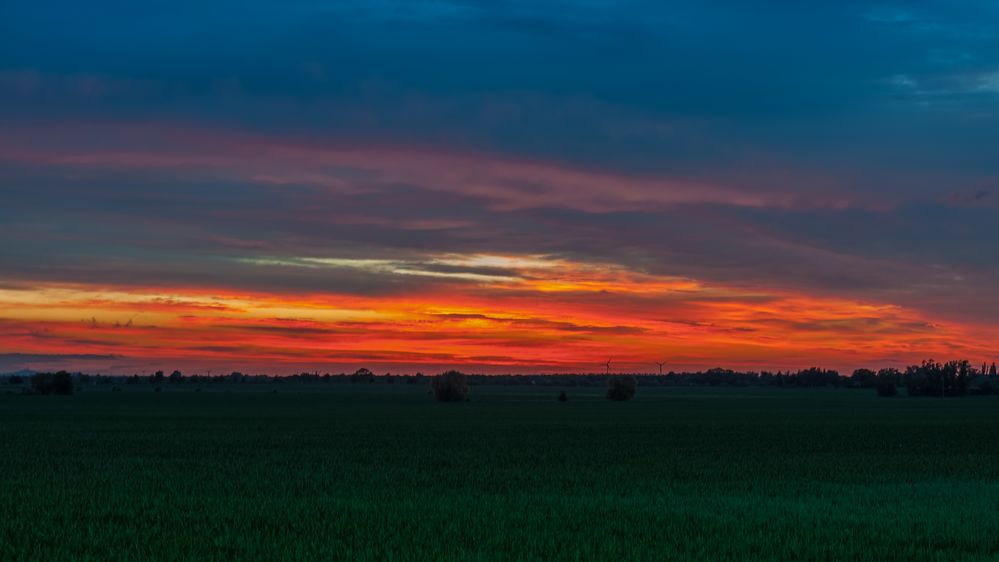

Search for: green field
xmin=1 ymin=384 xmax=998 ymax=561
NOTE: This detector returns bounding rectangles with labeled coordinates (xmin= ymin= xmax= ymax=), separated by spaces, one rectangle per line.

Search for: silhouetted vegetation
xmin=905 ymin=360 xmax=974 ymax=397
xmin=974 ymin=379 xmax=999 ymax=396
xmin=851 ymin=368 xmax=877 ymax=388
xmin=606 ymin=376 xmax=636 ymax=401
xmin=30 ymin=372 xmax=74 ymax=395
xmin=431 ymin=370 xmax=469 ymax=402
xmin=557 ymin=390 xmax=568 ymax=402
xmin=876 ymin=379 xmax=898 ymax=397
xmin=350 ymin=368 xmax=375 ymax=384
xmin=8 ymin=359 xmax=998 ymax=400
xmin=873 ymin=368 xmax=900 ymax=397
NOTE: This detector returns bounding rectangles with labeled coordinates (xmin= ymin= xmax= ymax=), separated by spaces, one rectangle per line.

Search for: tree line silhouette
xmin=5 ymin=359 xmax=999 ymax=398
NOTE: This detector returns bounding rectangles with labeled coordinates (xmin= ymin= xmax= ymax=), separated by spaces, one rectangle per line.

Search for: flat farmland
xmin=1 ymin=385 xmax=997 ymax=561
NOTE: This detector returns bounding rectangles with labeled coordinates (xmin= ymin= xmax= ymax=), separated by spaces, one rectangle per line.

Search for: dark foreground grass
xmin=1 ymin=385 xmax=998 ymax=561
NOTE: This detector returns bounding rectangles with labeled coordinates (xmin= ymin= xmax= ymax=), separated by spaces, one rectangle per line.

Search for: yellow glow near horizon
xmin=1 ymin=254 xmax=994 ymax=374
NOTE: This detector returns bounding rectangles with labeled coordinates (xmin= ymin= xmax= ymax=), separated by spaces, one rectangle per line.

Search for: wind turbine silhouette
xmin=656 ymin=361 xmax=666 ymax=375
xmin=605 ymin=358 xmax=613 ymax=375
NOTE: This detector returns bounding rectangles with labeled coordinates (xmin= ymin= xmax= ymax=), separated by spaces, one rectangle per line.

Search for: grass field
xmin=1 ymin=384 xmax=998 ymax=561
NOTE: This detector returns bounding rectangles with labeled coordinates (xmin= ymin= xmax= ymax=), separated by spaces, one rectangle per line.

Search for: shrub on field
xmin=875 ymin=368 xmax=900 ymax=397
xmin=558 ymin=391 xmax=568 ymax=402
xmin=876 ymin=379 xmax=897 ymax=397
xmin=431 ymin=370 xmax=469 ymax=402
xmin=607 ymin=376 xmax=637 ymax=401
xmin=969 ymin=377 xmax=999 ymax=396
xmin=979 ymin=380 xmax=999 ymax=395
xmin=30 ymin=372 xmax=74 ymax=395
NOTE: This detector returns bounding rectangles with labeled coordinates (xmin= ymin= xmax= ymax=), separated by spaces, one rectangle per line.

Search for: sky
xmin=2 ymin=1 xmax=999 ymax=375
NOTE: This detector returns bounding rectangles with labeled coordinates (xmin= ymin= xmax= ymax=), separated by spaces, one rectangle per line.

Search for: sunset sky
xmin=2 ymin=1 xmax=999 ymax=374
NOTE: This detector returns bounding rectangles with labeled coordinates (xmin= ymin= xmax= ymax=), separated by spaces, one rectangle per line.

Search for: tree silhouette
xmin=607 ymin=376 xmax=637 ymax=401
xmin=851 ymin=368 xmax=877 ymax=388
xmin=31 ymin=372 xmax=74 ymax=395
xmin=876 ymin=371 xmax=898 ymax=397
xmin=351 ymin=368 xmax=375 ymax=384
xmin=905 ymin=360 xmax=972 ymax=397
xmin=431 ymin=370 xmax=469 ymax=402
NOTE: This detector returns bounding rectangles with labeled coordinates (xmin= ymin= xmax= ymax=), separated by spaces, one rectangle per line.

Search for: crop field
xmin=1 ymin=384 xmax=998 ymax=561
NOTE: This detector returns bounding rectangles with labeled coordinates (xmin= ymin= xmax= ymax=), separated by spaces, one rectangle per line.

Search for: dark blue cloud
xmin=2 ymin=0 xmax=999 ymax=326
xmin=2 ymin=1 xmax=995 ymax=172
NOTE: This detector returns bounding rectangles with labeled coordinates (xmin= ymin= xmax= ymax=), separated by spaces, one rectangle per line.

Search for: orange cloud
xmin=1 ymin=254 xmax=994 ymax=374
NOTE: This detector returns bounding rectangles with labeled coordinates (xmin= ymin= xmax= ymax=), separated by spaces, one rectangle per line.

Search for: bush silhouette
xmin=979 ymin=379 xmax=998 ymax=395
xmin=558 ymin=391 xmax=568 ymax=402
xmin=30 ymin=372 xmax=74 ymax=395
xmin=607 ymin=376 xmax=637 ymax=401
xmin=431 ymin=370 xmax=469 ymax=402
xmin=876 ymin=379 xmax=897 ymax=397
